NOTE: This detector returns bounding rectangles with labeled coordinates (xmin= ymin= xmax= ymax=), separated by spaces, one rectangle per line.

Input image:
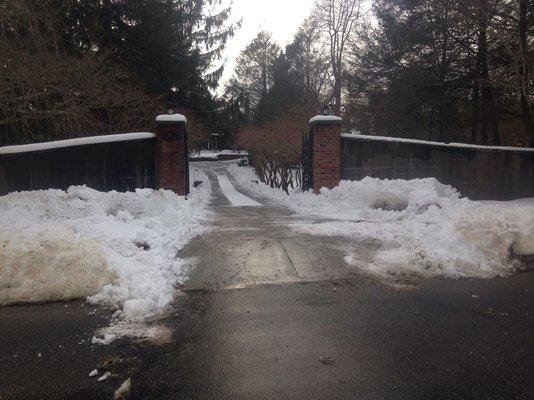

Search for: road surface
xmin=1 ymin=160 xmax=533 ymax=399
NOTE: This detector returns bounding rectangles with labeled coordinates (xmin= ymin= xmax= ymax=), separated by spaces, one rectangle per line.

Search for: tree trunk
xmin=436 ymin=7 xmax=449 ymax=142
xmin=261 ymin=62 xmax=267 ymax=97
xmin=334 ymin=79 xmax=341 ymax=113
xmin=333 ymin=59 xmax=342 ymax=113
xmin=470 ymin=78 xmax=480 ymax=144
xmin=518 ymin=0 xmax=534 ymax=145
xmin=473 ymin=1 xmax=500 ymax=145
xmin=102 ymin=0 xmax=113 ymax=49
xmin=471 ymin=20 xmax=484 ymax=144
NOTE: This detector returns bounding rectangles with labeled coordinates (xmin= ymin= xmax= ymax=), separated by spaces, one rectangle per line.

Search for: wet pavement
xmin=0 ymin=302 xmax=118 ymax=399
xmin=183 ymin=162 xmax=378 ymax=290
xmin=1 ymin=160 xmax=533 ymax=399
xmin=130 ymin=276 xmax=534 ymax=400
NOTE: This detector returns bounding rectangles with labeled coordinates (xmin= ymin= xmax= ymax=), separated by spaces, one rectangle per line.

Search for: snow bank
xmin=228 ymin=164 xmax=534 ymax=280
xmin=0 ymin=231 xmax=115 ymax=305
xmin=0 ymin=170 xmax=211 ymax=330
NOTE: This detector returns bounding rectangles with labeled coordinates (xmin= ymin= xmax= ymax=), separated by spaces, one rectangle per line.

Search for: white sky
xmin=218 ymin=0 xmax=316 ymax=91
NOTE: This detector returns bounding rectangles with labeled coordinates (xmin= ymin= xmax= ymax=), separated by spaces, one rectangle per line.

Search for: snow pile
xmin=0 ymin=171 xmax=211 ymax=325
xmin=0 ymin=231 xmax=115 ymax=305
xmin=228 ymin=164 xmax=534 ymax=279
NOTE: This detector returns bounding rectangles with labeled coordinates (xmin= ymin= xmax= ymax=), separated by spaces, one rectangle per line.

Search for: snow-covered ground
xmin=0 ymin=167 xmax=211 ymax=341
xmin=190 ymin=149 xmax=248 ymax=159
xmin=228 ymin=164 xmax=534 ymax=281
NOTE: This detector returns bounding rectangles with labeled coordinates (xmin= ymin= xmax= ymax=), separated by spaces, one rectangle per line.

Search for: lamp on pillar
xmin=155 ymin=113 xmax=189 ymax=196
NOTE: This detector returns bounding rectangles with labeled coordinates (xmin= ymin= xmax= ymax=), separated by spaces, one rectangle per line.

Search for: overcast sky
xmin=218 ymin=0 xmax=316 ymax=91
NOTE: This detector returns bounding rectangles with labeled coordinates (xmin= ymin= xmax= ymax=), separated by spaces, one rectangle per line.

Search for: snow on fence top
xmin=309 ymin=115 xmax=343 ymax=124
xmin=0 ymin=132 xmax=156 ymax=155
xmin=341 ymin=133 xmax=534 ymax=153
xmin=156 ymin=113 xmax=187 ymax=123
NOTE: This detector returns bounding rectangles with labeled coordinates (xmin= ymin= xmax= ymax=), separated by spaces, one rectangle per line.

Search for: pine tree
xmin=225 ymin=31 xmax=281 ymax=120
xmin=347 ymin=0 xmax=532 ymax=145
xmin=286 ymin=18 xmax=329 ymax=105
xmin=47 ymin=0 xmax=237 ymax=111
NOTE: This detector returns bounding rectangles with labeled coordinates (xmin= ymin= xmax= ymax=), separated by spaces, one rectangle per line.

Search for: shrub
xmin=235 ymin=105 xmax=315 ymax=194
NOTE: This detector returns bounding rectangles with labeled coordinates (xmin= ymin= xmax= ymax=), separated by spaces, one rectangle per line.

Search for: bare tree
xmin=314 ymin=0 xmax=365 ymax=112
xmin=469 ymin=0 xmax=501 ymax=145
xmin=235 ymin=105 xmax=315 ymax=193
xmin=0 ymin=0 xmax=163 ymax=145
xmin=493 ymin=0 xmax=534 ymax=145
xmin=290 ymin=17 xmax=330 ymax=104
xmin=516 ymin=0 xmax=534 ymax=143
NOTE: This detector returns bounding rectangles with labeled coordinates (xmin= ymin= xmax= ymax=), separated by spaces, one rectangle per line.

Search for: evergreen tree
xmin=47 ymin=0 xmax=237 ymax=112
xmin=285 ymin=18 xmax=329 ymax=105
xmin=346 ymin=0 xmax=533 ymax=146
xmin=354 ymin=0 xmax=470 ymax=141
xmin=227 ymin=22 xmax=328 ymax=125
xmin=256 ymin=19 xmax=328 ymax=121
xmin=224 ymin=31 xmax=281 ymax=120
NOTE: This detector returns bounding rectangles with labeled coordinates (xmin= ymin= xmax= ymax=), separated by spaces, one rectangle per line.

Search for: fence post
xmin=308 ymin=115 xmax=342 ymax=193
xmin=155 ymin=113 xmax=189 ymax=196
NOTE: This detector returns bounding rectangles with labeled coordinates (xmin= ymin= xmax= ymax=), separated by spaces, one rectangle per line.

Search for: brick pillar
xmin=309 ymin=115 xmax=342 ymax=193
xmin=155 ymin=113 xmax=189 ymax=195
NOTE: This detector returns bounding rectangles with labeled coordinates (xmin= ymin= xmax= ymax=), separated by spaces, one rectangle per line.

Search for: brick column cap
xmin=156 ymin=113 xmax=188 ymax=124
xmin=309 ymin=115 xmax=342 ymax=125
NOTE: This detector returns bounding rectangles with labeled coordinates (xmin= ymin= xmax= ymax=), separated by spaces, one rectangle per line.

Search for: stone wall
xmin=0 ymin=135 xmax=156 ymax=195
xmin=1 ymin=114 xmax=192 ymax=197
xmin=341 ymin=134 xmax=534 ymax=200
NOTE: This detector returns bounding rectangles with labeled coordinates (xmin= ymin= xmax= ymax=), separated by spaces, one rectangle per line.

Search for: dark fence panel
xmin=0 ymin=137 xmax=156 ymax=195
xmin=341 ymin=135 xmax=534 ymax=200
